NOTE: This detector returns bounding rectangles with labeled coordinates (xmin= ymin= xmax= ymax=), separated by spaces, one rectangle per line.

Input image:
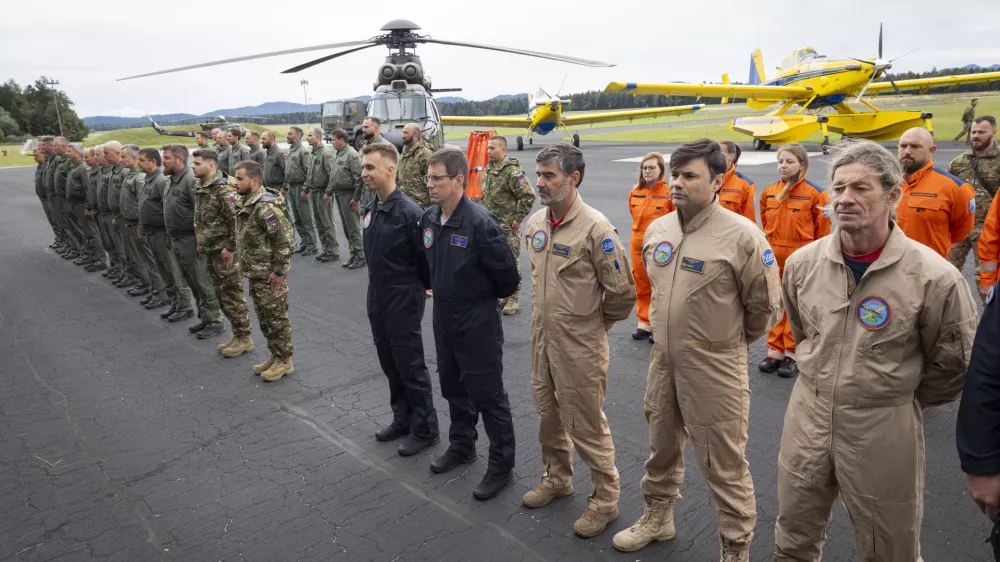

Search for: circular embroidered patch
xmin=422 ymin=227 xmax=434 ymax=248
xmin=856 ymin=296 xmax=891 ymax=331
xmin=601 ymin=237 xmax=616 ymax=254
xmin=362 ymin=211 xmax=372 ymax=229
xmin=988 ymin=284 xmax=996 ymax=305
xmin=531 ymin=230 xmax=547 ymax=252
xmin=652 ymin=241 xmax=674 ymax=266
xmin=762 ymin=248 xmax=776 ymax=267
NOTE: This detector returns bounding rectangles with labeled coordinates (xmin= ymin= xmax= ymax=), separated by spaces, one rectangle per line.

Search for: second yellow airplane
xmin=441 ymin=87 xmax=704 ymax=149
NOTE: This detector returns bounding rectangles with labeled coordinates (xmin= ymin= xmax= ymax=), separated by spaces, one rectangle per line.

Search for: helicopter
xmin=146 ymin=115 xmax=248 ymax=138
xmin=119 ymin=20 xmax=613 ymax=151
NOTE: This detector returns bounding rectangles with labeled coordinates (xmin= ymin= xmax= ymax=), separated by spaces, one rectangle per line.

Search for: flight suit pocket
xmin=786 ymin=200 xmax=815 ymax=240
xmin=905 ymin=197 xmax=947 ymax=226
xmin=854 ymin=329 xmax=917 ymax=404
xmin=556 ymin=257 xmax=599 ymax=316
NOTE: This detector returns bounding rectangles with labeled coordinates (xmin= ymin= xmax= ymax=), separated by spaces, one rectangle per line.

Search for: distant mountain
xmin=436 ymin=97 xmax=468 ymax=104
xmin=84 ymin=113 xmax=196 ymax=126
xmin=962 ymin=64 xmax=1000 ymax=71
xmin=201 ymin=101 xmax=319 ymax=116
xmin=489 ymin=94 xmax=528 ymax=101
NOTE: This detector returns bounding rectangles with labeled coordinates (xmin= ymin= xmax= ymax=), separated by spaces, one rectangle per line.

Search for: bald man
xmin=896 ymin=127 xmax=976 ymax=258
xmin=397 ymin=123 xmax=433 ymax=208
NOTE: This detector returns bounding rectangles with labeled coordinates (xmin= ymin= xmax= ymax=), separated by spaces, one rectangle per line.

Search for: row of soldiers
xmin=33 ymin=137 xmax=296 ymax=381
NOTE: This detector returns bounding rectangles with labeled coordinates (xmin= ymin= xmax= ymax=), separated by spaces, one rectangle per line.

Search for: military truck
xmin=321 ymin=99 xmax=367 ymax=146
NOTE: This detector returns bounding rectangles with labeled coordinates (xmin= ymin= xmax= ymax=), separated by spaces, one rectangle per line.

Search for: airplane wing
xmin=440 ymin=115 xmax=532 ymax=128
xmin=867 ymin=71 xmax=1000 ymax=93
xmin=604 ymin=81 xmax=812 ymax=100
xmin=561 ymin=104 xmax=706 ymax=126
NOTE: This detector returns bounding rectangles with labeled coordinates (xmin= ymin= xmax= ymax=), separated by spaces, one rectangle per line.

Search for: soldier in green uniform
xmin=211 ymin=129 xmax=224 ymax=152
xmin=397 ymin=123 xmax=432 ymax=208
xmin=262 ymin=132 xmax=286 ymax=188
xmin=162 ymin=143 xmax=225 ymax=338
xmin=33 ymin=141 xmax=60 ymax=248
xmin=481 ymin=136 xmax=536 ymax=314
xmin=217 ymin=130 xmax=233 ymax=176
xmin=138 ymin=148 xmax=194 ymax=319
xmin=246 ymin=130 xmax=266 ymax=167
xmin=325 ymin=128 xmax=366 ymax=269
xmin=285 ymin=126 xmax=319 ymax=256
xmin=233 ymin=160 xmax=296 ymax=382
xmin=83 ymin=147 xmax=108 ymax=272
xmin=120 ymin=145 xmax=168 ymax=304
xmin=52 ymin=138 xmax=82 ymax=259
xmin=226 ymin=127 xmax=250 ymax=176
xmin=195 ymin=131 xmax=212 ymax=150
xmin=192 ymin=149 xmax=254 ymax=355
xmin=44 ymin=137 xmax=69 ymax=253
xmin=107 ymin=142 xmax=142 ymax=289
xmin=65 ymin=144 xmax=92 ymax=266
xmin=949 ymin=115 xmax=1000 ymax=282
xmin=955 ymin=98 xmax=979 ymax=142
xmin=305 ymin=127 xmax=340 ymax=263
xmin=99 ymin=142 xmax=129 ymax=282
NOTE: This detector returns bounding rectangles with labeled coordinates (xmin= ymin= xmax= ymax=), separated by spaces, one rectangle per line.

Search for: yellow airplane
xmin=605 ymin=26 xmax=1000 ymax=152
xmin=441 ymin=87 xmax=705 ymax=150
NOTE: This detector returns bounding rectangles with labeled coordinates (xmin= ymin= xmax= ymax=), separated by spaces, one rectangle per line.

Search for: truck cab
xmin=321 ymin=99 xmax=367 ymax=144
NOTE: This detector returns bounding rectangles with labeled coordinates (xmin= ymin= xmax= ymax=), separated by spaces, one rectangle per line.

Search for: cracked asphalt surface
xmin=0 ymin=139 xmax=991 ymax=561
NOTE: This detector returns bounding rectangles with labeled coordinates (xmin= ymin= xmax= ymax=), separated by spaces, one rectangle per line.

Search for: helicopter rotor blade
xmin=117 ymin=39 xmax=375 ymax=81
xmin=281 ymin=43 xmax=380 ymax=73
xmin=418 ymin=38 xmax=614 ymax=67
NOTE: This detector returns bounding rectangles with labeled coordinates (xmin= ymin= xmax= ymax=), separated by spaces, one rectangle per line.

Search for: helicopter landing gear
xmin=572 ymin=133 xmax=580 ymax=148
xmin=752 ymin=138 xmax=772 ymax=151
xmin=516 ymin=136 xmax=524 ymax=151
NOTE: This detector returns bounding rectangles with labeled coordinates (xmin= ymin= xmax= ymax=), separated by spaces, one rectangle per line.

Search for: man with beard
xmin=195 ymin=131 xmax=212 ymax=150
xmin=359 ymin=143 xmax=439 ymax=455
xmin=522 ymin=143 xmax=635 ymax=538
xmin=226 ymin=127 xmax=250 ymax=176
xmin=361 ymin=117 xmax=398 ymax=155
xmin=397 ymin=123 xmax=432 ymax=208
xmin=285 ymin=126 xmax=319 ymax=256
xmin=895 ymin=127 xmax=975 ymax=259
xmin=246 ymin=130 xmax=266 ymax=168
xmin=949 ymin=115 xmax=1000 ymax=290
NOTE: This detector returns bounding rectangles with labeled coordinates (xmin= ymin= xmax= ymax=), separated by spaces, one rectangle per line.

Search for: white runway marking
xmin=614 ymin=152 xmax=823 ymax=166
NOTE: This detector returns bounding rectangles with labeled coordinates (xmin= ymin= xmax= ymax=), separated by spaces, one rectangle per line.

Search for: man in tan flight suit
xmin=521 ymin=144 xmax=636 ymax=538
xmin=613 ymin=140 xmax=781 ymax=561
xmin=773 ymin=140 xmax=979 ymax=562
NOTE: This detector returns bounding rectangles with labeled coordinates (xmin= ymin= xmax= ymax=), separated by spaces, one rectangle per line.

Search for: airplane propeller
xmin=854 ymin=24 xmax=914 ymax=101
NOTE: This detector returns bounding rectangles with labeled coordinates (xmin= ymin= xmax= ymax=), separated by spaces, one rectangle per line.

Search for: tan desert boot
xmin=522 ymin=483 xmax=573 ymax=508
xmin=573 ymin=507 xmax=619 ymax=538
xmin=252 ymin=355 xmax=274 ymax=375
xmin=217 ymin=335 xmax=237 ymax=351
xmin=612 ymin=496 xmax=676 ymax=552
xmin=220 ymin=336 xmax=254 ymax=358
xmin=502 ymin=293 xmax=519 ymax=315
xmin=261 ymin=358 xmax=294 ymax=382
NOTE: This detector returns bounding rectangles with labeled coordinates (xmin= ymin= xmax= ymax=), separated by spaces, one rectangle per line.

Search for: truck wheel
xmin=354 ymin=136 xmax=365 ymax=150
xmin=516 ymin=136 xmax=524 ymax=151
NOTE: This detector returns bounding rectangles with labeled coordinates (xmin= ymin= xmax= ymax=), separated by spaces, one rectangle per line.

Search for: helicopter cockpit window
xmin=323 ymin=102 xmax=345 ymax=117
xmin=369 ymin=92 xmax=432 ymax=122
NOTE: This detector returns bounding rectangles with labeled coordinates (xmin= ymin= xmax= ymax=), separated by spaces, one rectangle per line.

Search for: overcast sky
xmin=4 ymin=0 xmax=1000 ymax=118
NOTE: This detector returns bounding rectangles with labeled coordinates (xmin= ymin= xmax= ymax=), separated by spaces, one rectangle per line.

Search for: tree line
xmin=0 ymin=77 xmax=89 ymax=142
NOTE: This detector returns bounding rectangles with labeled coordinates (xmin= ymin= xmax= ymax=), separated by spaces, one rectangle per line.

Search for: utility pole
xmin=43 ymin=78 xmax=64 ymax=136
xmin=300 ymin=79 xmax=309 ymax=109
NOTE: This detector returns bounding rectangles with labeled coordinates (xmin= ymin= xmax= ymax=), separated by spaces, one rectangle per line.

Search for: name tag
xmin=552 ymin=243 xmax=570 ymax=257
xmin=450 ymin=234 xmax=468 ymax=248
xmin=679 ymin=257 xmax=705 ymax=274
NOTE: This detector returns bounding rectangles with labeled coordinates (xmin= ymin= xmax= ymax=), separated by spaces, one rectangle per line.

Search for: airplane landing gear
xmin=516 ymin=136 xmax=524 ymax=151
xmin=572 ymin=133 xmax=580 ymax=148
xmin=752 ymin=138 xmax=771 ymax=151
xmin=529 ymin=137 xmax=533 ymax=145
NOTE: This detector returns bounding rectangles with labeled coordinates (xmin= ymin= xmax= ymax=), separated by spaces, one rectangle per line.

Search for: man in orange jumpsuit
xmin=759 ymin=144 xmax=831 ymax=379
xmin=628 ymin=152 xmax=674 ymax=342
xmin=896 ymin=127 xmax=975 ymax=258
xmin=718 ymin=141 xmax=758 ymax=224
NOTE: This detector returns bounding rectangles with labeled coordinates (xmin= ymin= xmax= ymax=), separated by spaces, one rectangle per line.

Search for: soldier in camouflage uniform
xmin=325 ymin=128 xmax=366 ymax=269
xmin=949 ymin=115 xmax=1000 ymax=286
xmin=954 ymin=98 xmax=978 ymax=142
xmin=226 ymin=127 xmax=251 ymax=176
xmin=397 ymin=123 xmax=433 ymax=208
xmin=120 ymin=145 xmax=169 ymax=306
xmin=285 ymin=127 xmax=319 ymax=255
xmin=233 ymin=160 xmax=296 ymax=382
xmin=481 ymin=136 xmax=536 ymax=314
xmin=192 ymin=149 xmax=253 ymax=354
xmin=246 ymin=130 xmax=266 ymax=168
xmin=305 ymin=127 xmax=340 ymax=262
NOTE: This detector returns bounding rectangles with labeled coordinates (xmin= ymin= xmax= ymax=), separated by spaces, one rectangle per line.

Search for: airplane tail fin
xmin=749 ymin=49 xmax=765 ymax=85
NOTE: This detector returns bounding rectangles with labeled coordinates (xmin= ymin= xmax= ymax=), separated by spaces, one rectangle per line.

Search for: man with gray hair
xmin=305 ymin=126 xmax=339 ymax=263
xmin=51 ymin=137 xmax=82 ymax=259
xmin=65 ymin=143 xmax=92 ymax=266
xmin=773 ymin=140 xmax=979 ymax=561
xmin=83 ymin=145 xmax=109 ymax=272
xmin=106 ymin=141 xmax=141 ymax=289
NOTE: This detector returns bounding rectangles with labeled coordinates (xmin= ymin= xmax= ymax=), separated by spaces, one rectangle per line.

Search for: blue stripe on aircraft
xmin=537 ymin=122 xmax=557 ymax=132
xmin=764 ymin=67 xmax=848 ymax=87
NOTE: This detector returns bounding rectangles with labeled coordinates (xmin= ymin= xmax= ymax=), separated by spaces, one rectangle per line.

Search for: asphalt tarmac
xmin=0 ymin=138 xmax=990 ymax=562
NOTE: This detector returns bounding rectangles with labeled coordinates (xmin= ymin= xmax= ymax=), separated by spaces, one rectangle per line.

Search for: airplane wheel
xmin=753 ymin=138 xmax=765 ymax=151
xmin=529 ymin=137 xmax=533 ymax=145
xmin=821 ymin=141 xmax=831 ymax=155
xmin=516 ymin=136 xmax=524 ymax=151
xmin=572 ymin=133 xmax=580 ymax=148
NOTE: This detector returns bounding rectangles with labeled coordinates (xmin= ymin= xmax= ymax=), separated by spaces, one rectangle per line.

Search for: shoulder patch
xmin=762 ymin=248 xmax=776 ymax=267
xmin=352 ymin=154 xmax=359 ymax=161
xmin=265 ymin=213 xmax=280 ymax=231
xmin=804 ymin=180 xmax=826 ymax=193
xmin=225 ymin=192 xmax=237 ymax=210
xmin=734 ymin=170 xmax=756 ymax=186
xmin=260 ymin=191 xmax=278 ymax=202
xmin=600 ymin=237 xmax=616 ymax=254
xmin=970 ymin=197 xmax=976 ymax=215
xmin=933 ymin=167 xmax=965 ymax=187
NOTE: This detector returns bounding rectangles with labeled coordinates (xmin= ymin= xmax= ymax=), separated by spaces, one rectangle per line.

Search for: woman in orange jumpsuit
xmin=628 ymin=152 xmax=674 ymax=342
xmin=759 ymin=143 xmax=831 ymax=378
